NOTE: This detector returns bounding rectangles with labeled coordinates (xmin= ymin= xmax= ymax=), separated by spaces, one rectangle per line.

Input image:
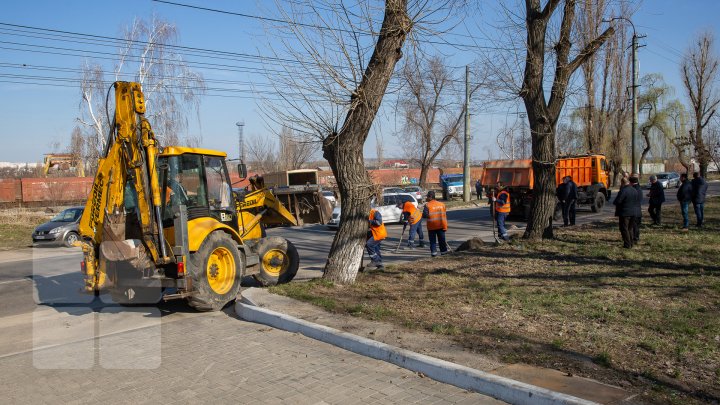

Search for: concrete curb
xmin=236 ymin=290 xmax=598 ymax=405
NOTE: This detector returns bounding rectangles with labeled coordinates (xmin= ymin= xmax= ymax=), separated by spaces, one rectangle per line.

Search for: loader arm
xmin=236 ymin=188 xmax=297 ymax=240
xmin=78 ymin=82 xmax=169 ymax=292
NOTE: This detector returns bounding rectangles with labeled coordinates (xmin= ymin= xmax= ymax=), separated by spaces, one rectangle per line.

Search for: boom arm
xmin=78 ymin=82 xmax=169 ymax=292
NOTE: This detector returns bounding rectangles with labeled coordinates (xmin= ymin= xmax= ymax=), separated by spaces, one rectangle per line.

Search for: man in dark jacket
xmin=629 ymin=174 xmax=642 ymax=242
xmin=614 ymin=177 xmax=638 ymax=248
xmin=691 ymin=172 xmax=709 ymax=228
xmin=475 ymin=179 xmax=483 ymax=200
xmin=677 ymin=173 xmax=692 ymax=231
xmin=647 ymin=175 xmax=666 ymax=225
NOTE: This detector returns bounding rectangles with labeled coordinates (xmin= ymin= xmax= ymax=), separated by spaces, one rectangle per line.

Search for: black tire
xmin=63 ymin=231 xmax=79 ymax=248
xmin=591 ymin=193 xmax=606 ymax=213
xmin=110 ymin=287 xmax=162 ymax=306
xmin=253 ymin=236 xmax=300 ymax=287
xmin=187 ymin=232 xmax=242 ymax=311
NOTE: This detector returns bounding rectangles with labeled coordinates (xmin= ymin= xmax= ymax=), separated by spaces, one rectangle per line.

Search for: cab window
xmin=204 ymin=156 xmax=232 ymax=211
xmin=160 ymin=154 xmax=207 ymax=221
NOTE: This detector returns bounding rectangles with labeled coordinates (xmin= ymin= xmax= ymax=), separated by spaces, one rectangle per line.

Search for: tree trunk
xmin=524 ymin=122 xmax=556 ymax=240
xmin=418 ymin=164 xmax=430 ymax=189
xmin=639 ymin=126 xmax=651 ymax=177
xmin=322 ymin=0 xmax=410 ymax=284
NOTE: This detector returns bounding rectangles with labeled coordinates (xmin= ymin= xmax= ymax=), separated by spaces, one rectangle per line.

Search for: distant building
xmin=381 ymin=159 xmax=409 ymax=169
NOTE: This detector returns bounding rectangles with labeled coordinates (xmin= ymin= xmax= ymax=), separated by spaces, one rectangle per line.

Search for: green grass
xmin=271 ymin=197 xmax=720 ymax=404
xmin=0 ymin=209 xmax=52 ymax=250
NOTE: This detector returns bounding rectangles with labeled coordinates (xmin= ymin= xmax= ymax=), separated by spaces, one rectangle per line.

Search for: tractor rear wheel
xmin=253 ymin=236 xmax=299 ymax=287
xmin=187 ymin=232 xmax=242 ymax=311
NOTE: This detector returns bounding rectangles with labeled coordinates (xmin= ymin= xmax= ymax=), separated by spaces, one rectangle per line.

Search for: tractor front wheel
xmin=253 ymin=236 xmax=299 ymax=287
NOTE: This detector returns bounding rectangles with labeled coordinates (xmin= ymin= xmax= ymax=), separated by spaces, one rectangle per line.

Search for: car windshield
xmin=656 ymin=174 xmax=669 ymax=179
xmin=323 ymin=191 xmax=334 ymax=196
xmin=404 ymin=187 xmax=420 ymax=192
xmin=51 ymin=208 xmax=82 ymax=222
xmin=446 ymin=176 xmax=463 ymax=183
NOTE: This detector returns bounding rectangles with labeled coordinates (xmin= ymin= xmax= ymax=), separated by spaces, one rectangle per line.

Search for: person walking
xmin=691 ymin=172 xmax=708 ymax=228
xmin=492 ymin=182 xmax=511 ymax=241
xmin=629 ymin=174 xmax=642 ymax=243
xmin=647 ymin=175 xmax=665 ymax=225
xmin=566 ymin=176 xmax=578 ymax=226
xmin=422 ymin=190 xmax=448 ymax=257
xmin=366 ymin=207 xmax=387 ymax=269
xmin=475 ymin=179 xmax=483 ymax=200
xmin=399 ymin=200 xmax=424 ymax=248
xmin=677 ymin=173 xmax=692 ymax=231
xmin=555 ymin=177 xmax=568 ymax=224
xmin=613 ymin=177 xmax=638 ymax=248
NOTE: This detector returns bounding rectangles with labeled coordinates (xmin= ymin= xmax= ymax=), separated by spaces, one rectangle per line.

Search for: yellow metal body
xmin=78 ymin=81 xmax=298 ymax=296
xmin=78 ymin=82 xmax=167 ymax=292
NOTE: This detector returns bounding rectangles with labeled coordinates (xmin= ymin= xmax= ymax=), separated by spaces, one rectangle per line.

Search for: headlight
xmin=49 ymin=227 xmax=62 ymax=234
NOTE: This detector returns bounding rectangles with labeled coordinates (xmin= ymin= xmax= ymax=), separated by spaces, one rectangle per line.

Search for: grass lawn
xmin=0 ymin=209 xmax=52 ymax=250
xmin=272 ymin=197 xmax=720 ymax=404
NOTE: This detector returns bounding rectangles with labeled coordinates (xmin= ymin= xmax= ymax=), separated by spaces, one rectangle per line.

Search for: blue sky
xmin=1 ymin=0 xmax=718 ymax=164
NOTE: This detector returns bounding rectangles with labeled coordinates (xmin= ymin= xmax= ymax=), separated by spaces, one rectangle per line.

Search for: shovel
xmin=395 ymin=221 xmax=408 ymax=253
xmin=491 ymin=190 xmax=500 ymax=243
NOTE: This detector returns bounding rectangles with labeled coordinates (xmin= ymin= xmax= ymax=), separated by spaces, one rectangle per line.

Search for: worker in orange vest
xmin=398 ymin=200 xmax=424 ymax=249
xmin=492 ymin=182 xmax=511 ymax=241
xmin=366 ymin=207 xmax=387 ymax=269
xmin=422 ymin=190 xmax=448 ymax=257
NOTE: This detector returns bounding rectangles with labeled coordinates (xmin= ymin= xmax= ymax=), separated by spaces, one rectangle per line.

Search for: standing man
xmin=399 ymin=200 xmax=424 ymax=249
xmin=677 ymin=173 xmax=692 ymax=231
xmin=475 ymin=179 xmax=483 ymax=201
xmin=647 ymin=175 xmax=665 ymax=226
xmin=566 ymin=176 xmax=578 ymax=226
xmin=555 ymin=176 xmax=568 ymax=225
xmin=629 ymin=174 xmax=642 ymax=243
xmin=422 ymin=191 xmax=448 ymax=257
xmin=613 ymin=177 xmax=638 ymax=248
xmin=691 ymin=172 xmax=708 ymax=228
xmin=492 ymin=182 xmax=511 ymax=241
xmin=366 ymin=207 xmax=387 ymax=269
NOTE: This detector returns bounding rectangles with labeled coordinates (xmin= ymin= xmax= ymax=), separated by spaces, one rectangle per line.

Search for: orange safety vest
xmin=425 ymin=200 xmax=447 ymax=231
xmin=369 ymin=209 xmax=387 ymax=241
xmin=495 ymin=190 xmax=511 ymax=214
xmin=402 ymin=201 xmax=421 ymax=225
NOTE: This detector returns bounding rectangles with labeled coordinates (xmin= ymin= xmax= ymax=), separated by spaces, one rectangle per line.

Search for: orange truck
xmin=481 ymin=154 xmax=611 ymax=219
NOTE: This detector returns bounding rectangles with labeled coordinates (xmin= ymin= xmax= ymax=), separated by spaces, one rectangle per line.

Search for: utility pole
xmin=462 ymin=65 xmax=471 ymax=202
xmin=236 ymin=121 xmax=245 ymax=163
xmin=631 ymin=32 xmax=639 ymax=175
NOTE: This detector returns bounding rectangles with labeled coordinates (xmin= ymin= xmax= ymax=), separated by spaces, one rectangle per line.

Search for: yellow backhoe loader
xmin=78 ymin=81 xmax=300 ymax=311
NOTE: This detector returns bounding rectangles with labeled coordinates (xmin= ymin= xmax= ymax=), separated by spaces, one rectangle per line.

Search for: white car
xmin=327 ymin=193 xmax=419 ymax=229
xmin=403 ymin=186 xmax=425 ymax=203
xmin=321 ymin=190 xmax=337 ymax=206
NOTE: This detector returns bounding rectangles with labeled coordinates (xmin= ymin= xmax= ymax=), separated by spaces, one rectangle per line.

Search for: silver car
xmin=32 ymin=206 xmax=84 ymax=247
xmin=648 ymin=172 xmax=680 ymax=189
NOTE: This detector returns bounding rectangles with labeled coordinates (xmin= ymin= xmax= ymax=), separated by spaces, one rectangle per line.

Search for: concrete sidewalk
xmin=238 ymin=288 xmax=636 ymax=405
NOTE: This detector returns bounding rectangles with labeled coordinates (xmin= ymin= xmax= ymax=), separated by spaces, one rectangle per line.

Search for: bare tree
xmin=519 ymin=0 xmax=614 ymax=240
xmin=665 ymin=100 xmax=693 ymax=173
xmin=606 ymin=16 xmax=632 ymax=185
xmin=246 ymin=133 xmax=280 ymax=174
xmin=278 ymin=126 xmax=317 ymax=170
xmin=399 ymin=55 xmax=473 ymax=187
xmin=375 ymin=132 xmax=385 ymax=169
xmin=681 ymin=31 xmax=720 ymax=177
xmin=262 ymin=1 xmax=463 ymax=283
xmin=78 ymin=16 xmax=205 ymax=159
xmin=637 ymin=74 xmax=673 ymax=175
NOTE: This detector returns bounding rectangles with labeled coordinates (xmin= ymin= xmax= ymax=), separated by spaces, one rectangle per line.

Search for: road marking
xmin=0 ymin=278 xmax=32 ymax=286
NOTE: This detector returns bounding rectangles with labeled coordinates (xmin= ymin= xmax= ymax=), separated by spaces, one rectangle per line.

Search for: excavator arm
xmin=78 ymin=82 xmax=169 ymax=293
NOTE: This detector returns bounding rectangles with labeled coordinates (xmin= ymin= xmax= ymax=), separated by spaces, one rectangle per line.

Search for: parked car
xmin=647 ymin=172 xmax=680 ymax=189
xmin=327 ymin=193 xmax=419 ymax=229
xmin=32 ymin=206 xmax=84 ymax=247
xmin=382 ymin=187 xmax=404 ymax=194
xmin=403 ymin=186 xmax=425 ymax=203
xmin=322 ymin=190 xmax=337 ymax=206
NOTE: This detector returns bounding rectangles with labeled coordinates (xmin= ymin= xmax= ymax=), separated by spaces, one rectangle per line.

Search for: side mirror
xmin=237 ymin=163 xmax=247 ymax=180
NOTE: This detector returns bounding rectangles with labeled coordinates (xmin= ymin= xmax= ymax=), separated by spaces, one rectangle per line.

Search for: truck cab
xmin=440 ymin=174 xmax=464 ymax=200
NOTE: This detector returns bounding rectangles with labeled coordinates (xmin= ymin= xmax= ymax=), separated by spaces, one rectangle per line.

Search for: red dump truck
xmin=481 ymin=155 xmax=611 ymax=219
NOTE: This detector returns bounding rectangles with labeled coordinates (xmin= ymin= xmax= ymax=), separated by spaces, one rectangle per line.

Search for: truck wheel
xmin=110 ymin=287 xmax=162 ymax=306
xmin=591 ymin=194 xmax=606 ymax=213
xmin=187 ymin=232 xmax=242 ymax=311
xmin=442 ymin=191 xmax=448 ymax=201
xmin=253 ymin=236 xmax=299 ymax=287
